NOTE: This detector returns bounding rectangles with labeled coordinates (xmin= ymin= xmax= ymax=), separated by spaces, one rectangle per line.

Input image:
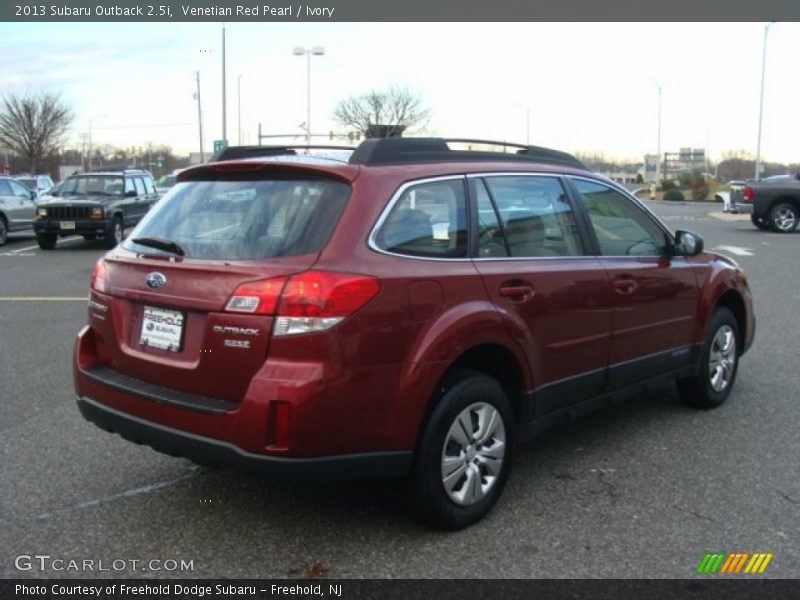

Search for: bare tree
xmin=0 ymin=90 xmax=73 ymax=172
xmin=333 ymin=86 xmax=432 ymax=137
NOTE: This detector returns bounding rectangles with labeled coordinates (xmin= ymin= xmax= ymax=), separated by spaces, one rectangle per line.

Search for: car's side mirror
xmin=672 ymin=230 xmax=704 ymax=256
xmin=125 ymin=189 xmax=137 ymax=197
xmin=30 ymin=190 xmax=37 ymax=201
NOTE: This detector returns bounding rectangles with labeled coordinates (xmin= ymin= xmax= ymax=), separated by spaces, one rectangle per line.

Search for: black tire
xmin=678 ymin=307 xmax=740 ymax=409
xmin=751 ymin=214 xmax=770 ymax=230
xmin=409 ymin=372 xmax=514 ymax=530
xmin=104 ymin=216 xmax=124 ymax=249
xmin=0 ymin=216 xmax=7 ymax=246
xmin=769 ymin=202 xmax=799 ymax=233
xmin=36 ymin=232 xmax=57 ymax=250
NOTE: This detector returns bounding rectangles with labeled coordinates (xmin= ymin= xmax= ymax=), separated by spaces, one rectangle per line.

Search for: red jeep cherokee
xmin=74 ymin=138 xmax=755 ymax=529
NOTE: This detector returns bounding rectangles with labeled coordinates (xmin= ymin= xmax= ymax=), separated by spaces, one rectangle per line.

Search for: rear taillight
xmin=90 ymin=260 xmax=108 ymax=293
xmin=225 ymin=277 xmax=288 ymax=314
xmin=743 ymin=186 xmax=753 ymax=202
xmin=225 ymin=270 xmax=380 ymax=336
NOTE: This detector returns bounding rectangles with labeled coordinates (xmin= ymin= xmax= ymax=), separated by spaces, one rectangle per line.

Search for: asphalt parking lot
xmin=1 ymin=202 xmax=798 ymax=579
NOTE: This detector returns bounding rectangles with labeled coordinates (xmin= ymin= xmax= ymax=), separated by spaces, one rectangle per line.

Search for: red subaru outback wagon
xmin=74 ymin=138 xmax=755 ymax=528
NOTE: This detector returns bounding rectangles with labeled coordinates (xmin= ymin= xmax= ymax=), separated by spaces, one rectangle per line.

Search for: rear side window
xmin=124 ymin=177 xmax=350 ymax=260
xmin=481 ymin=176 xmax=583 ymax=257
xmin=143 ymin=177 xmax=156 ymax=194
xmin=133 ymin=178 xmax=146 ymax=196
xmin=375 ymin=178 xmax=467 ymax=258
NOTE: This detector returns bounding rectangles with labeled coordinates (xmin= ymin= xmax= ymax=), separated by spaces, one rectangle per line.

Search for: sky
xmin=1 ymin=21 xmax=798 ymax=164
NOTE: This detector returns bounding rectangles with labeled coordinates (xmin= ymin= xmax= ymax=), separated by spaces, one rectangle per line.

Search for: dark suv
xmin=73 ymin=139 xmax=755 ymax=528
xmin=34 ymin=169 xmax=159 ymax=249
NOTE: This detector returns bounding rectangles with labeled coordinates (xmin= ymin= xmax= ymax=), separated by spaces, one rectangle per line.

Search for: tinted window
xmin=133 ymin=178 xmax=146 ymax=196
xmin=61 ymin=176 xmax=124 ymax=196
xmin=572 ymin=179 xmax=666 ymax=256
xmin=125 ymin=177 xmax=350 ymax=260
xmin=376 ymin=178 xmax=467 ymax=258
xmin=482 ymin=176 xmax=582 ymax=257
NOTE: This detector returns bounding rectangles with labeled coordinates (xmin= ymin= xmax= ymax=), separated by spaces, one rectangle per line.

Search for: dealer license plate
xmin=139 ymin=305 xmax=185 ymax=352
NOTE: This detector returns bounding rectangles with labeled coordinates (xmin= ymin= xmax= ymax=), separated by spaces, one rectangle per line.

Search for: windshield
xmin=61 ymin=175 xmax=124 ymax=196
xmin=17 ymin=178 xmax=36 ymax=189
xmin=124 ymin=177 xmax=350 ymax=260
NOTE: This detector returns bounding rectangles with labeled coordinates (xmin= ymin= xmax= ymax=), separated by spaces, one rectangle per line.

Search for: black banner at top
xmin=3 ymin=0 xmax=800 ymax=22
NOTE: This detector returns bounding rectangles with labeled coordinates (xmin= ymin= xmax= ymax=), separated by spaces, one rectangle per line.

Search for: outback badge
xmin=145 ymin=272 xmax=167 ymax=289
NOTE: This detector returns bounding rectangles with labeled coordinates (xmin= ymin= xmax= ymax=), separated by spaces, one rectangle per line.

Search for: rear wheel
xmin=36 ymin=232 xmax=57 ymax=250
xmin=409 ymin=372 xmax=514 ymax=529
xmin=0 ymin=216 xmax=7 ymax=246
xmin=104 ymin=216 xmax=124 ymax=248
xmin=769 ymin=202 xmax=799 ymax=233
xmin=678 ymin=307 xmax=739 ymax=409
xmin=750 ymin=214 xmax=770 ymax=230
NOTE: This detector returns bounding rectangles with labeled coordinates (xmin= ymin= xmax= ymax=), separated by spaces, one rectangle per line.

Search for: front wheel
xmin=769 ymin=202 xmax=799 ymax=233
xmin=36 ymin=232 xmax=57 ymax=250
xmin=409 ymin=372 xmax=514 ymax=529
xmin=678 ymin=307 xmax=740 ymax=409
xmin=751 ymin=214 xmax=770 ymax=230
xmin=104 ymin=217 xmax=124 ymax=249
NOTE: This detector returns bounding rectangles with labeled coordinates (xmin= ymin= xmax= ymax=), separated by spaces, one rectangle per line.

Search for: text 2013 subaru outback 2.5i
xmin=74 ymin=139 xmax=755 ymax=529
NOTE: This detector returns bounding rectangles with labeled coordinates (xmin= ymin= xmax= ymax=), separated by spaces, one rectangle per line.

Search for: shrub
xmin=660 ymin=179 xmax=676 ymax=191
xmin=689 ymin=172 xmax=709 ymax=201
xmin=664 ymin=189 xmax=685 ymax=201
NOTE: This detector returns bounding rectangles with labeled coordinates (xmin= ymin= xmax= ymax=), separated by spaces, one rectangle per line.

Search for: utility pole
xmin=755 ymin=22 xmax=775 ymax=181
xmin=195 ymin=71 xmax=205 ymax=162
xmin=222 ymin=25 xmax=227 ymax=145
xmin=238 ymin=74 xmax=243 ymax=145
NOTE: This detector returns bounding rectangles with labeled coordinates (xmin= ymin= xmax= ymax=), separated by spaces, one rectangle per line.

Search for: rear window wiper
xmin=131 ymin=237 xmax=186 ymax=257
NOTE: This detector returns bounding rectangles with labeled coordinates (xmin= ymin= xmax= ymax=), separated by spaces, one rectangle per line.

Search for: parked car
xmin=0 ymin=176 xmax=37 ymax=245
xmin=74 ymin=138 xmax=756 ymax=529
xmin=34 ymin=169 xmax=159 ymax=249
xmin=740 ymin=173 xmax=800 ymax=232
xmin=16 ymin=173 xmax=55 ymax=201
xmin=156 ymin=169 xmax=182 ymax=195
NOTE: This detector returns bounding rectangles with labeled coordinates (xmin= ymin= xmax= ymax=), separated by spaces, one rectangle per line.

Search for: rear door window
xmin=480 ymin=175 xmax=583 ymax=257
xmin=133 ymin=178 xmax=146 ymax=197
xmin=374 ymin=178 xmax=467 ymax=258
xmin=125 ymin=177 xmax=350 ymax=260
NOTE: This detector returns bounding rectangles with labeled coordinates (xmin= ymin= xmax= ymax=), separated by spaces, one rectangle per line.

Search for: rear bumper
xmin=77 ymin=395 xmax=412 ymax=481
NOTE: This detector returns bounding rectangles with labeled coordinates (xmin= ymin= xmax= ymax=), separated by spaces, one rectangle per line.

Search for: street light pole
xmin=755 ymin=22 xmax=775 ymax=181
xmin=654 ymin=81 xmax=662 ymax=184
xmin=237 ymin=74 xmax=243 ymax=145
xmin=222 ymin=25 xmax=227 ymax=145
xmin=293 ymin=46 xmax=325 ymax=146
xmin=195 ymin=71 xmax=205 ymax=162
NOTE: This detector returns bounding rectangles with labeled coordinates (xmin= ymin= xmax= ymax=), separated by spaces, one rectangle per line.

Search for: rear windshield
xmin=123 ymin=177 xmax=350 ymax=260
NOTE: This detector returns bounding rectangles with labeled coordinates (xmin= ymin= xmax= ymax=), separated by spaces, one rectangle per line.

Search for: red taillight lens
xmin=90 ymin=260 xmax=108 ymax=293
xmin=278 ymin=271 xmax=380 ymax=318
xmin=743 ymin=186 xmax=753 ymax=202
xmin=225 ymin=271 xmax=380 ymax=335
xmin=226 ymin=277 xmax=288 ymax=315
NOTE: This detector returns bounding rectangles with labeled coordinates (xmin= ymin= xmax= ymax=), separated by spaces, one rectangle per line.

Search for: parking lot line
xmin=6 ymin=236 xmax=82 ymax=254
xmin=0 ymin=296 xmax=86 ymax=301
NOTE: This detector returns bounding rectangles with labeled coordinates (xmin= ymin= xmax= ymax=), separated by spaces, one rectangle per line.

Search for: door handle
xmin=499 ymin=283 xmax=535 ymax=300
xmin=613 ymin=278 xmax=638 ymax=294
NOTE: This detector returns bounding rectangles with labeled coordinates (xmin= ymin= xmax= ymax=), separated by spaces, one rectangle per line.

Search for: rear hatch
xmin=91 ymin=165 xmax=352 ymax=403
